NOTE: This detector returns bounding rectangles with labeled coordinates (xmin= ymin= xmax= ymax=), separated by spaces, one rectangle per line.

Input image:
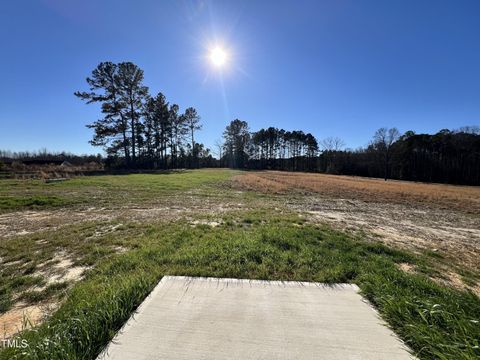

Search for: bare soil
xmin=0 ymin=303 xmax=45 ymax=338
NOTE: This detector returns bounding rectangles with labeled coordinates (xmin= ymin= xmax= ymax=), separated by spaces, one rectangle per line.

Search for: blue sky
xmin=1 ymin=0 xmax=479 ymax=154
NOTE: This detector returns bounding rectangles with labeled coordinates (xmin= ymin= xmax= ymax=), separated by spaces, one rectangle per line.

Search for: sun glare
xmin=210 ymin=47 xmax=227 ymax=67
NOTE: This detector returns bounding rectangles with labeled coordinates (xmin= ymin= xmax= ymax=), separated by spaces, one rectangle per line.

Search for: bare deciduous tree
xmin=213 ymin=139 xmax=224 ymax=160
xmin=372 ymin=127 xmax=400 ymax=181
xmin=321 ymin=137 xmax=345 ymax=151
xmin=457 ymin=125 xmax=480 ymax=135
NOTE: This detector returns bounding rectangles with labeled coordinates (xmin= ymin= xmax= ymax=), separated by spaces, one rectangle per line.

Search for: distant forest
xmin=2 ymin=61 xmax=479 ymax=185
xmin=221 ymin=121 xmax=480 ymax=186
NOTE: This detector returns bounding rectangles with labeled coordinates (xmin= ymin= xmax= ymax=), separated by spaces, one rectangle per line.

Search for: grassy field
xmin=0 ymin=169 xmax=479 ymax=359
xmin=0 ymin=170 xmax=234 ymax=213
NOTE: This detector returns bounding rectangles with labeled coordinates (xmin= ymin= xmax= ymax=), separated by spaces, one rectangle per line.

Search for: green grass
xmin=20 ymin=282 xmax=70 ymax=304
xmin=1 ymin=212 xmax=479 ymax=360
xmin=457 ymin=268 xmax=480 ymax=288
xmin=0 ymin=169 xmax=237 ymax=213
xmin=0 ymin=195 xmax=71 ymax=212
xmin=0 ymin=274 xmax=45 ymax=313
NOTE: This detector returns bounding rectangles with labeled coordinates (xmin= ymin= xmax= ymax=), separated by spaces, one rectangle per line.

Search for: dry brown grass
xmin=233 ymin=171 xmax=480 ymax=214
xmin=3 ymin=162 xmax=104 ymax=180
xmin=232 ymin=173 xmax=289 ymax=193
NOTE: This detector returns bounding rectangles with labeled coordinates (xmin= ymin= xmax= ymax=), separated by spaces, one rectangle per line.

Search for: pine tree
xmin=74 ymin=62 xmax=131 ymax=163
xmin=184 ymin=107 xmax=202 ymax=168
xmin=223 ymin=119 xmax=250 ymax=168
xmin=117 ymin=62 xmax=149 ymax=166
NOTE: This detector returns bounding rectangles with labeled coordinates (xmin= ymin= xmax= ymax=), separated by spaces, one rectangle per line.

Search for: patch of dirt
xmin=190 ymin=220 xmax=222 ymax=227
xmin=0 ymin=209 xmax=113 ymax=239
xmin=86 ymin=223 xmax=123 ymax=239
xmin=0 ymin=303 xmax=48 ymax=338
xmin=112 ymin=246 xmax=128 ymax=253
xmin=0 ymin=259 xmax=23 ymax=267
xmin=432 ymin=271 xmax=480 ymax=295
xmin=42 ymin=254 xmax=88 ymax=285
xmin=1 ymin=253 xmax=88 ymax=337
xmin=395 ymin=262 xmax=479 ymax=294
xmin=397 ymin=263 xmax=416 ymax=273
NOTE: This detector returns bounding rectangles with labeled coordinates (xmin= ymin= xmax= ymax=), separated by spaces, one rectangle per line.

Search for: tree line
xmin=75 ymin=62 xmax=215 ymax=169
xmin=221 ymin=120 xmax=319 ymax=170
xmin=0 ymin=149 xmax=102 ymax=166
xmin=73 ymin=61 xmax=479 ymax=185
xmin=220 ymin=120 xmax=480 ymax=185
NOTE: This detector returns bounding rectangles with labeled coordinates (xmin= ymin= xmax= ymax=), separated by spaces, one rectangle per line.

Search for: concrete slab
xmin=98 ymin=276 xmax=414 ymax=360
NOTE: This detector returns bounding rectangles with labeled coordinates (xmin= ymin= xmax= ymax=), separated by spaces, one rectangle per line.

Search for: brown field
xmin=0 ymin=162 xmax=103 ymax=180
xmin=233 ymin=171 xmax=480 ymax=277
xmin=233 ymin=171 xmax=480 ymax=213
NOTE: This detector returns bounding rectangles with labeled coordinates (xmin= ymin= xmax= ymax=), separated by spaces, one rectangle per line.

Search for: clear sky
xmin=1 ymin=0 xmax=479 ymax=154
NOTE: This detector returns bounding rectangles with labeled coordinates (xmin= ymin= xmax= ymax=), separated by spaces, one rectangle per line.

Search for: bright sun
xmin=210 ymin=47 xmax=227 ymax=67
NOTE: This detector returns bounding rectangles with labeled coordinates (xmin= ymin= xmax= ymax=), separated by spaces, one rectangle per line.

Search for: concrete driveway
xmin=98 ymin=276 xmax=414 ymax=360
